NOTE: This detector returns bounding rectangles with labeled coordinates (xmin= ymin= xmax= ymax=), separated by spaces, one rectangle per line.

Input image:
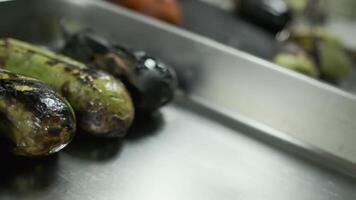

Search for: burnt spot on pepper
xmin=45 ymin=59 xmax=60 ymax=66
xmin=61 ymin=81 xmax=71 ymax=97
xmin=0 ymin=69 xmax=76 ymax=156
xmin=0 ymin=39 xmax=133 ymax=137
xmin=0 ymin=57 xmax=5 ymax=67
xmin=62 ymin=30 xmax=177 ymax=114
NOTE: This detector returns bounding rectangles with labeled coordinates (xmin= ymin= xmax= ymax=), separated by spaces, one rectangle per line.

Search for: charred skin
xmin=62 ymin=31 xmax=177 ymax=114
xmin=0 ymin=69 xmax=75 ymax=156
xmin=0 ymin=38 xmax=134 ymax=137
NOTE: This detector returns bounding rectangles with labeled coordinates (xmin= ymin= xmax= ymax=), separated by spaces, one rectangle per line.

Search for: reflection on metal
xmin=0 ymin=0 xmax=356 ymax=199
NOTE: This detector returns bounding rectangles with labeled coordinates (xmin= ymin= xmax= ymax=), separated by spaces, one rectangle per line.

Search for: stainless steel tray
xmin=1 ymin=0 xmax=356 ymax=199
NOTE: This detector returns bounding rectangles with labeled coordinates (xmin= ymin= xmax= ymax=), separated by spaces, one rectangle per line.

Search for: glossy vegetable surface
xmin=0 ymin=38 xmax=134 ymax=137
xmin=0 ymin=69 xmax=76 ymax=156
xmin=62 ymin=31 xmax=177 ymax=114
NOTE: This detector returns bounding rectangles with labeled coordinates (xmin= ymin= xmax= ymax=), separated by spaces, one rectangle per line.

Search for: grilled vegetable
xmin=283 ymin=26 xmax=353 ymax=82
xmin=274 ymin=53 xmax=318 ymax=77
xmin=0 ymin=69 xmax=75 ymax=156
xmin=0 ymin=38 xmax=134 ymax=137
xmin=287 ymin=26 xmax=343 ymax=53
xmin=319 ymin=42 xmax=353 ymax=82
xmin=62 ymin=31 xmax=177 ymax=114
xmin=273 ymin=42 xmax=318 ymax=77
xmin=283 ymin=0 xmax=328 ymax=24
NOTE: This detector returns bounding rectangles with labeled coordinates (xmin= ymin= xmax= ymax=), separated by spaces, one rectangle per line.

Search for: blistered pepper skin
xmin=0 ymin=69 xmax=76 ymax=156
xmin=0 ymin=38 xmax=134 ymax=137
xmin=62 ymin=31 xmax=177 ymax=114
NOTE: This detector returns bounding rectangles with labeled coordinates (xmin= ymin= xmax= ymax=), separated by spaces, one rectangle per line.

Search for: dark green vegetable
xmin=273 ymin=43 xmax=319 ymax=78
xmin=319 ymin=41 xmax=353 ymax=82
xmin=0 ymin=38 xmax=134 ymax=137
xmin=62 ymin=30 xmax=177 ymax=114
xmin=0 ymin=69 xmax=75 ymax=156
xmin=287 ymin=26 xmax=343 ymax=53
xmin=274 ymin=52 xmax=318 ymax=77
xmin=284 ymin=26 xmax=353 ymax=82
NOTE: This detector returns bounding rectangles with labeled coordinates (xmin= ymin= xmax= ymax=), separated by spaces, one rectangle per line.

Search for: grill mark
xmin=0 ymin=78 xmax=76 ymax=145
xmin=4 ymin=39 xmax=81 ymax=68
xmin=45 ymin=59 xmax=60 ymax=66
xmin=26 ymin=49 xmax=36 ymax=54
xmin=4 ymin=39 xmax=103 ymax=92
xmin=0 ymin=79 xmax=71 ymax=122
xmin=0 ymin=57 xmax=5 ymax=67
xmin=0 ymin=107 xmax=17 ymax=128
xmin=61 ymin=81 xmax=71 ymax=97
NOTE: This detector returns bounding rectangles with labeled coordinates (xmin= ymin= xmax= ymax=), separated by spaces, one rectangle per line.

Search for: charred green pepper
xmin=62 ymin=30 xmax=177 ymax=114
xmin=0 ymin=38 xmax=134 ymax=137
xmin=285 ymin=26 xmax=353 ymax=82
xmin=319 ymin=41 xmax=353 ymax=82
xmin=0 ymin=69 xmax=75 ymax=156
xmin=274 ymin=53 xmax=318 ymax=77
xmin=273 ymin=43 xmax=319 ymax=78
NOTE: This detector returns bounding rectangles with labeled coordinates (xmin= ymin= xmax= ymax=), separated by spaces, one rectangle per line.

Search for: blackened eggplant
xmin=62 ymin=30 xmax=177 ymax=114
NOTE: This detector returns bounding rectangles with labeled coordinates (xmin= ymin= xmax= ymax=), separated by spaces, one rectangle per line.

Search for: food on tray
xmin=287 ymin=26 xmax=342 ymax=52
xmin=109 ymin=0 xmax=182 ymax=25
xmin=275 ymin=26 xmax=353 ymax=82
xmin=274 ymin=53 xmax=318 ymax=78
xmin=319 ymin=41 xmax=353 ymax=82
xmin=0 ymin=38 xmax=134 ymax=138
xmin=62 ymin=30 xmax=177 ymax=114
xmin=282 ymin=0 xmax=328 ymax=24
xmin=0 ymin=69 xmax=76 ymax=156
xmin=287 ymin=26 xmax=353 ymax=82
xmin=0 ymin=34 xmax=177 ymax=157
xmin=273 ymin=43 xmax=319 ymax=78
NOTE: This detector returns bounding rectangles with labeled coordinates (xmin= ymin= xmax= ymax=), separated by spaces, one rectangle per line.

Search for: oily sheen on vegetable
xmin=0 ymin=38 xmax=134 ymax=137
xmin=0 ymin=69 xmax=76 ymax=156
xmin=62 ymin=30 xmax=177 ymax=114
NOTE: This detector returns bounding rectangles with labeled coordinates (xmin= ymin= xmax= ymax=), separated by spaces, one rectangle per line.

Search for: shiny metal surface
xmin=2 ymin=103 xmax=356 ymax=200
xmin=0 ymin=0 xmax=356 ymax=199
xmin=18 ymin=0 xmax=356 ymax=168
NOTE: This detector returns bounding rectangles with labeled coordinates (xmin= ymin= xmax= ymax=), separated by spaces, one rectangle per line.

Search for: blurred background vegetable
xmin=108 ymin=0 xmax=183 ymax=25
